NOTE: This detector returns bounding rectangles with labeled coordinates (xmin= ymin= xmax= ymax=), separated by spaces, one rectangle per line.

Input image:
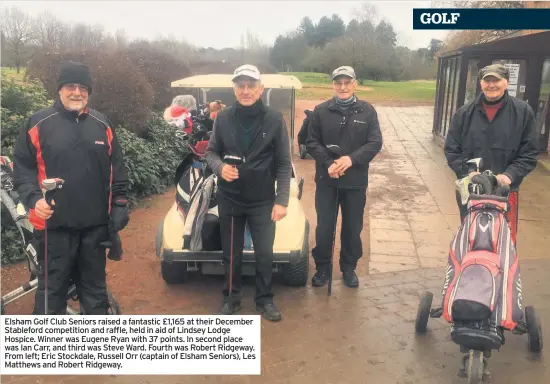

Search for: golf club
xmin=466 ymin=158 xmax=483 ymax=194
xmin=223 ymin=155 xmax=243 ymax=301
xmin=41 ymin=178 xmax=64 ymax=315
xmin=326 ymin=144 xmax=345 ymax=297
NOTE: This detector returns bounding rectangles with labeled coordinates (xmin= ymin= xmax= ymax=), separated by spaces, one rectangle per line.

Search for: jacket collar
xmin=327 ymin=97 xmax=363 ymax=114
xmin=53 ymin=98 xmax=89 ymax=120
xmin=474 ymin=90 xmax=510 ymax=108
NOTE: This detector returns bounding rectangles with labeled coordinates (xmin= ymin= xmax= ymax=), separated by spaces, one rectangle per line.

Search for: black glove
xmin=100 ymin=221 xmax=124 ymax=261
xmin=111 ymin=199 xmax=129 ymax=232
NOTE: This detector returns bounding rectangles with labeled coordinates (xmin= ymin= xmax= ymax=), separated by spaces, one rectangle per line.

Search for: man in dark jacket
xmin=306 ymin=66 xmax=383 ymax=288
xmin=444 ymin=63 xmax=539 ymax=242
xmin=13 ymin=61 xmax=130 ymax=315
xmin=205 ymin=64 xmax=292 ymax=321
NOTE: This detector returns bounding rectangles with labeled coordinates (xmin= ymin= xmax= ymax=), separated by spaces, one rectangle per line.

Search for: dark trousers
xmin=217 ymin=194 xmax=275 ymax=305
xmin=32 ymin=225 xmax=109 ymax=315
xmin=455 ymin=190 xmax=519 ymax=244
xmin=312 ymin=183 xmax=366 ymax=273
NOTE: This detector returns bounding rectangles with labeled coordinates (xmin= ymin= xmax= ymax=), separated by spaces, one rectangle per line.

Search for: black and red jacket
xmin=13 ymin=99 xmax=129 ymax=230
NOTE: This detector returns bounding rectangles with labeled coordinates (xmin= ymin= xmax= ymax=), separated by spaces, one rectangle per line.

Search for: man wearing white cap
xmin=205 ymin=64 xmax=292 ymax=321
xmin=306 ymin=66 xmax=383 ymax=288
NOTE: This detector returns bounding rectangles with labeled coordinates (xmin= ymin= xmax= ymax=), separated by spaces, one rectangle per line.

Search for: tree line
xmin=1 ymin=4 xmax=443 ymax=82
xmin=270 ymin=4 xmax=441 ymax=82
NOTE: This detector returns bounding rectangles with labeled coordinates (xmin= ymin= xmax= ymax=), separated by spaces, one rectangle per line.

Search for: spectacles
xmin=64 ymin=84 xmax=89 ymax=93
xmin=333 ymin=80 xmax=354 ymax=88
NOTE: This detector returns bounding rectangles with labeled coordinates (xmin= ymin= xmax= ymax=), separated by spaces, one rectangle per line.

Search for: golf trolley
xmin=414 ymin=158 xmax=543 ymax=384
xmin=0 ymin=156 xmax=121 ymax=315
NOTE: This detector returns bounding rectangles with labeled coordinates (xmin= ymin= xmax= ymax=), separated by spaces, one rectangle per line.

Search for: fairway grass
xmin=282 ymin=71 xmax=436 ymax=104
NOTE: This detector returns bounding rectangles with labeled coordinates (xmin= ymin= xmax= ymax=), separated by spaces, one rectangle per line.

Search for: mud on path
xmin=0 ymin=98 xmax=371 ymax=317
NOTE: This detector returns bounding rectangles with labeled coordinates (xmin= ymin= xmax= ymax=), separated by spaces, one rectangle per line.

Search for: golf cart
xmin=155 ymin=73 xmax=311 ymax=287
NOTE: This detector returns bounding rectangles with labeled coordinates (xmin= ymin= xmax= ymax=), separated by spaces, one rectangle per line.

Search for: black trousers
xmin=312 ymin=183 xmax=366 ymax=273
xmin=217 ymin=194 xmax=275 ymax=305
xmin=32 ymin=225 xmax=109 ymax=315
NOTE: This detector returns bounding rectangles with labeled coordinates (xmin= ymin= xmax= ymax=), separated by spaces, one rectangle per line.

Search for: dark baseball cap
xmin=479 ymin=64 xmax=509 ymax=81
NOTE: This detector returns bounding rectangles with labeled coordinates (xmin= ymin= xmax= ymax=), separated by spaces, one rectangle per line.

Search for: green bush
xmin=1 ymin=73 xmax=52 ymax=158
xmin=1 ymin=72 xmax=188 ymax=266
xmin=117 ymin=114 xmax=188 ymax=204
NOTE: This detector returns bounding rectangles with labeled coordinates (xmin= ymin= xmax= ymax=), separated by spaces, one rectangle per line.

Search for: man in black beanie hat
xmin=13 ymin=60 xmax=130 ymax=315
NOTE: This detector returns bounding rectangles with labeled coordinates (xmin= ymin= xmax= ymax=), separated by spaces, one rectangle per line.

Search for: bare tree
xmin=33 ymin=11 xmax=67 ymax=51
xmin=1 ymin=6 xmax=35 ymax=73
xmin=351 ymin=1 xmax=379 ymax=26
xmin=67 ymin=23 xmax=105 ymax=50
xmin=432 ymin=0 xmax=525 ymax=53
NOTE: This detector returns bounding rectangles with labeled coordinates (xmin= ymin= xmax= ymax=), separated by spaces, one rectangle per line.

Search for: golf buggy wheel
xmin=106 ymin=289 xmax=121 ymax=315
xmin=299 ymin=144 xmax=307 ymax=159
xmin=466 ymin=350 xmax=484 ymax=384
xmin=282 ymin=221 xmax=309 ymax=287
xmin=415 ymin=291 xmax=433 ymax=333
xmin=161 ymin=260 xmax=190 ymax=284
xmin=525 ymin=306 xmax=543 ymax=352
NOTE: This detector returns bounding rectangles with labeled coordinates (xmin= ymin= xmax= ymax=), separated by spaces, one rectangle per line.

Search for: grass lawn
xmin=1 ymin=67 xmax=27 ymax=84
xmin=281 ymin=71 xmax=436 ymax=104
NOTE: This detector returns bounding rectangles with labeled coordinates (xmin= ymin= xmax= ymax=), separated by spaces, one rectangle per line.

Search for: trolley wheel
xmin=415 ymin=291 xmax=433 ymax=333
xmin=525 ymin=306 xmax=543 ymax=352
xmin=466 ymin=350 xmax=484 ymax=384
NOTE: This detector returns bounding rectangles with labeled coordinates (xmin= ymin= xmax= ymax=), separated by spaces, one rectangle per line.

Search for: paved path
xmin=2 ymin=106 xmax=549 ymax=384
xmin=368 ymin=106 xmax=550 ymax=274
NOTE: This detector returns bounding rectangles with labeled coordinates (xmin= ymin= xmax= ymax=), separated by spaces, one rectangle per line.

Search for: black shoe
xmin=256 ymin=302 xmax=282 ymax=322
xmin=312 ymin=268 xmax=330 ymax=287
xmin=216 ymin=298 xmax=241 ymax=315
xmin=343 ymin=270 xmax=359 ymax=288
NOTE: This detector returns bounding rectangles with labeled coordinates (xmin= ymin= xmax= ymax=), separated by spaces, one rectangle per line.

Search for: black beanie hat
xmin=57 ymin=61 xmax=93 ymax=94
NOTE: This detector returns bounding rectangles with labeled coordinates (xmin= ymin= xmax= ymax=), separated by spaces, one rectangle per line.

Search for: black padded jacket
xmin=13 ymin=99 xmax=129 ymax=230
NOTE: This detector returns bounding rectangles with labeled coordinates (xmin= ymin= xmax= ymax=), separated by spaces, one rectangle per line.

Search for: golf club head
xmin=326 ymin=144 xmax=344 ymax=158
xmin=41 ymin=178 xmax=64 ymax=192
xmin=175 ymin=130 xmax=188 ymax=139
xmin=466 ymin=158 xmax=482 ymax=173
xmin=42 ymin=178 xmax=64 ymax=207
xmin=224 ymin=155 xmax=244 ymax=166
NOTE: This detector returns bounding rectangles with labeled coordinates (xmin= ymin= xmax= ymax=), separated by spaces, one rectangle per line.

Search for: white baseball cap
xmin=232 ymin=64 xmax=261 ymax=81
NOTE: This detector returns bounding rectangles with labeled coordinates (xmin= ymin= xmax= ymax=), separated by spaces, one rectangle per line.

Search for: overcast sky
xmin=3 ymin=0 xmax=448 ymax=49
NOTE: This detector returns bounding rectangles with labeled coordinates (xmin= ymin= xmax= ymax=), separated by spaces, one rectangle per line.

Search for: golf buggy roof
xmin=171 ymin=74 xmax=302 ymax=89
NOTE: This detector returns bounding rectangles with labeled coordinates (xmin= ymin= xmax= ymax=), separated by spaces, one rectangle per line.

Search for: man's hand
xmin=221 ymin=164 xmax=239 ymax=182
xmin=111 ymin=202 xmax=130 ymax=232
xmin=468 ymin=171 xmax=480 ymax=179
xmin=496 ymin=174 xmax=512 ymax=186
xmin=328 ymin=163 xmax=340 ymax=178
xmin=34 ymin=198 xmax=54 ymax=220
xmin=332 ymin=156 xmax=353 ymax=175
xmin=271 ymin=204 xmax=287 ymax=222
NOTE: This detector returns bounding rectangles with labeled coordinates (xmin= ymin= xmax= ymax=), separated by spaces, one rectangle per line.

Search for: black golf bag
xmin=297 ymin=109 xmax=313 ymax=159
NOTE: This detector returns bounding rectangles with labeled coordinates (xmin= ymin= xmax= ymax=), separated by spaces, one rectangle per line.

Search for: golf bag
xmin=297 ymin=109 xmax=313 ymax=159
xmin=441 ymin=173 xmax=524 ymax=350
xmin=297 ymin=109 xmax=313 ymax=146
xmin=1 ymin=156 xmax=41 ymax=276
